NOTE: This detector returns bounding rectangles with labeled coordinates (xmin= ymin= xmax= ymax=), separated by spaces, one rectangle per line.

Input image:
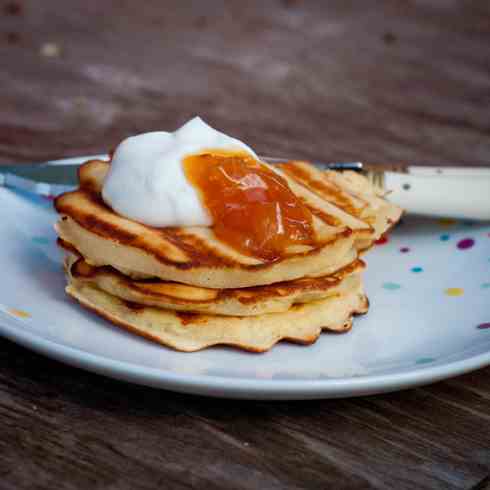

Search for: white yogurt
xmin=102 ymin=117 xmax=258 ymax=227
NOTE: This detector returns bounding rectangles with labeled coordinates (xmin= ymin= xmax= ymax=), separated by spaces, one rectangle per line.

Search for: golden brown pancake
xmin=278 ymin=161 xmax=402 ymax=240
xmin=53 ymin=157 xmax=400 ymax=352
xmin=65 ymin=277 xmax=368 ymax=352
xmin=55 ymin=159 xmax=401 ymax=288
xmin=64 ymin=248 xmax=365 ymax=316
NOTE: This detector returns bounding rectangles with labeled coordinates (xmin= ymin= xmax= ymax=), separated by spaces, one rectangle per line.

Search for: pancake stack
xmin=54 ymin=159 xmax=402 ymax=352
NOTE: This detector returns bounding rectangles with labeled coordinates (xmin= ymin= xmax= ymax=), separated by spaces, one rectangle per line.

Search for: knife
xmin=1 ymin=155 xmax=489 ymax=220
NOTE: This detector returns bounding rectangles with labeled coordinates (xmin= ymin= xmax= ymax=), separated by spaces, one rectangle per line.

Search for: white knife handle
xmin=384 ymin=171 xmax=490 ymax=220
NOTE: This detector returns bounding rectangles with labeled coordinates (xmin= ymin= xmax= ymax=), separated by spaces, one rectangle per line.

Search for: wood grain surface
xmin=1 ymin=1 xmax=489 ymax=489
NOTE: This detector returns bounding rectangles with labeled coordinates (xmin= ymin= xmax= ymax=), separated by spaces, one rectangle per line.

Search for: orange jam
xmin=183 ymin=151 xmax=314 ymax=261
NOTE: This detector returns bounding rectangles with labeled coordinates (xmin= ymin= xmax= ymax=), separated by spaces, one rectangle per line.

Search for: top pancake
xmin=55 ymin=159 xmax=401 ymax=288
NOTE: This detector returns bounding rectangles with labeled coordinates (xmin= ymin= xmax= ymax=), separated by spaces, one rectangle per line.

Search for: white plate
xmin=1 ymin=158 xmax=489 ymax=399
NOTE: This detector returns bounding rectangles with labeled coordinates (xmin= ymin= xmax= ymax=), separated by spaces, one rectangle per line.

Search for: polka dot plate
xmin=0 ymin=157 xmax=488 ymax=399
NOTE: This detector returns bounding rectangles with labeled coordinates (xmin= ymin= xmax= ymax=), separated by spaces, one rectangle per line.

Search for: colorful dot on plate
xmin=32 ymin=236 xmax=50 ymax=245
xmin=399 ymin=247 xmax=410 ymax=253
xmin=438 ymin=218 xmax=457 ymax=227
xmin=411 ymin=266 xmax=423 ymax=273
xmin=482 ymin=283 xmax=490 ymax=289
xmin=416 ymin=357 xmax=435 ymax=365
xmin=440 ymin=234 xmax=450 ymax=241
xmin=457 ymin=238 xmax=475 ymax=250
xmin=375 ymin=235 xmax=389 ymax=245
xmin=445 ymin=287 xmax=464 ymax=297
xmin=382 ymin=282 xmax=401 ymax=290
xmin=7 ymin=308 xmax=31 ymax=318
xmin=477 ymin=323 xmax=490 ymax=330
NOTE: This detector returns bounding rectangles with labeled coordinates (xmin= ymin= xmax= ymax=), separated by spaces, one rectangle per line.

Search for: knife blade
xmin=1 ymin=156 xmax=489 ymax=220
xmin=0 ymin=154 xmax=107 ymax=190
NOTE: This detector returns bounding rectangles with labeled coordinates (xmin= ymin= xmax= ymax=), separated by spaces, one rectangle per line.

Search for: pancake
xmin=64 ymin=247 xmax=365 ymax=316
xmin=278 ymin=161 xmax=402 ymax=241
xmin=55 ymin=159 xmax=402 ymax=288
xmin=65 ymin=277 xmax=368 ymax=353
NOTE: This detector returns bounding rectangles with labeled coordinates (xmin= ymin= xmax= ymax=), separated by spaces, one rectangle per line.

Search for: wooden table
xmin=1 ymin=1 xmax=489 ymax=488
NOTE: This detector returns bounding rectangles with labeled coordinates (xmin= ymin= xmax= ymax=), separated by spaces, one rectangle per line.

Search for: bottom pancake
xmin=65 ymin=279 xmax=369 ymax=353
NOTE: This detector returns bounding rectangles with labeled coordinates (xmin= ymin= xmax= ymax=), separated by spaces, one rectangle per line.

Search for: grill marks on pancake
xmin=270 ymin=164 xmax=372 ymax=233
xmin=83 ymin=211 xmax=138 ymax=244
xmin=174 ymin=311 xmax=207 ymax=325
xmin=56 ymin=190 xmax=190 ymax=264
xmin=306 ymin=203 xmax=343 ymax=227
xmin=71 ymin=257 xmax=99 ymax=278
xmin=121 ymin=300 xmax=146 ymax=312
xmin=57 ymin=237 xmax=80 ymax=257
xmin=279 ymin=162 xmax=366 ymax=218
xmin=161 ymin=228 xmax=244 ymax=268
xmin=131 ymin=281 xmax=219 ymax=302
xmin=231 ymin=260 xmax=364 ymax=304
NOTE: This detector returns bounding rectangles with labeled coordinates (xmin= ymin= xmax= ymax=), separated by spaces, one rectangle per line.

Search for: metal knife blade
xmin=0 ymin=163 xmax=80 ymax=186
xmin=0 ymin=155 xmax=106 ymax=195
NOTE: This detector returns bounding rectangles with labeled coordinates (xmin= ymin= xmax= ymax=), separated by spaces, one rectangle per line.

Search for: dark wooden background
xmin=1 ymin=1 xmax=489 ymax=488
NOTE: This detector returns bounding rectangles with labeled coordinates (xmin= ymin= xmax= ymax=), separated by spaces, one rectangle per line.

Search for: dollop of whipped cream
xmin=102 ymin=117 xmax=258 ymax=227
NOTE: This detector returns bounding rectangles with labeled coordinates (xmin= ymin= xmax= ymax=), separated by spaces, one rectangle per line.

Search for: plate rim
xmin=1 ymin=319 xmax=488 ymax=400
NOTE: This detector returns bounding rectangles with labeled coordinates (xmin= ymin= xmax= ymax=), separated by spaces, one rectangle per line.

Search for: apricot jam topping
xmin=183 ymin=151 xmax=315 ymax=261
